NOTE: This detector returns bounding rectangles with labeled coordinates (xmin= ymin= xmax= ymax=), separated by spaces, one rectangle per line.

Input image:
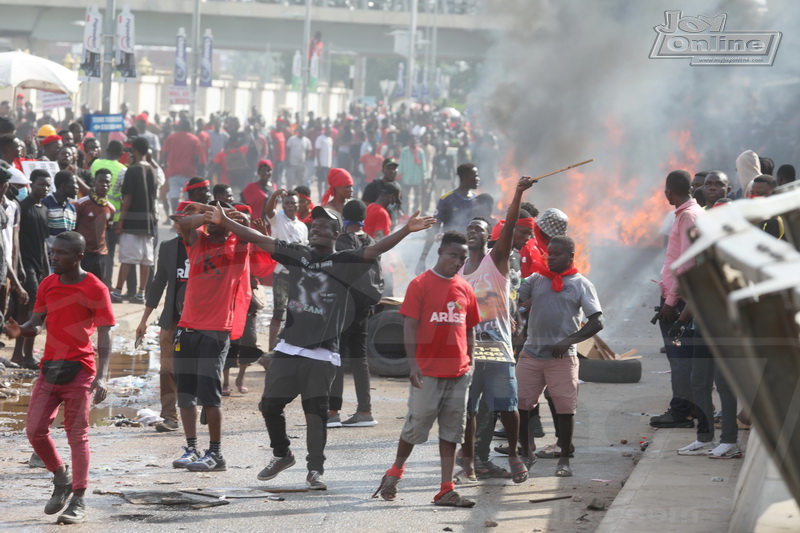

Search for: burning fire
xmin=495 ymin=122 xmax=701 ymax=274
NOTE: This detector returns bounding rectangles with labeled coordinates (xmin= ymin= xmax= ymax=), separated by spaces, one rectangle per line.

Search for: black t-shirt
xmin=272 ymin=240 xmax=372 ymax=352
xmin=174 ymin=240 xmax=189 ymax=318
xmin=18 ymin=196 xmax=49 ymax=275
xmin=432 ymin=153 xmax=454 ymax=181
xmin=121 ymin=162 xmax=157 ymax=235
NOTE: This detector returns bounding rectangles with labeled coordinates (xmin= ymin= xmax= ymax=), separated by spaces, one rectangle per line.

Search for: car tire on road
xmin=366 ymin=309 xmax=409 ymax=377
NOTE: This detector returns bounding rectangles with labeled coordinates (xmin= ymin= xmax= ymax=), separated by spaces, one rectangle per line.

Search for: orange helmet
xmin=37 ymin=124 xmax=57 ymax=138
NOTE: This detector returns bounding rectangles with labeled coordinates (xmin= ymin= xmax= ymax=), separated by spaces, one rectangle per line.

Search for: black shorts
xmin=173 ymin=328 xmax=230 ymax=408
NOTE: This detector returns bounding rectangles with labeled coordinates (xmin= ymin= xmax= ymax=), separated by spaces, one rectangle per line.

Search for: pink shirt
xmin=660 ymin=198 xmax=704 ymax=306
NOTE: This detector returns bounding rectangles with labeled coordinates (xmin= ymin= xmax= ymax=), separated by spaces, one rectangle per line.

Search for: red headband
xmin=183 ymin=179 xmax=210 ymax=192
xmin=297 ymin=193 xmax=312 ymax=202
xmin=491 ymin=217 xmax=537 ymax=240
xmin=516 ymin=217 xmax=537 ymax=229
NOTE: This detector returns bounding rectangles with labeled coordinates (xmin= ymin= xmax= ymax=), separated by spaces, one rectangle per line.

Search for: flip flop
xmin=555 ymin=464 xmax=573 ymax=477
xmin=508 ymin=457 xmax=529 ymax=484
xmin=433 ymin=490 xmax=475 ymax=508
xmin=453 ymin=469 xmax=479 ymax=486
xmin=237 ymin=386 xmax=249 ymax=394
xmin=221 ymin=388 xmax=231 ymax=397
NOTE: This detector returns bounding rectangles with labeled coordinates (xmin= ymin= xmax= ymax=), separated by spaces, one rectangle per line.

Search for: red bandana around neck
xmin=535 ymin=262 xmax=579 ymax=292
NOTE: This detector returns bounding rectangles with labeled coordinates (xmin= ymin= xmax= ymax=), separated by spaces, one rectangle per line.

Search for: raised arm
xmin=177 ymin=203 xmax=218 ymax=245
xmin=491 ymin=176 xmax=534 ymax=272
xmin=205 ymin=204 xmax=278 ymax=253
xmin=265 ymin=189 xmax=287 ymax=220
xmin=416 ymin=220 xmax=442 ymax=275
xmin=363 ymin=210 xmax=435 ymax=261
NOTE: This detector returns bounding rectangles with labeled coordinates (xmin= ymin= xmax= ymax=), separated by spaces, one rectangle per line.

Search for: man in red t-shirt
xmin=162 ymin=119 xmax=205 ymax=211
xmin=374 ymin=231 xmax=479 ymax=508
xmin=171 ymin=202 xmax=251 ymax=473
xmin=363 ymin=181 xmax=400 ymax=239
xmin=360 ymin=145 xmax=384 ymax=184
xmin=5 ymin=231 xmax=115 ymax=524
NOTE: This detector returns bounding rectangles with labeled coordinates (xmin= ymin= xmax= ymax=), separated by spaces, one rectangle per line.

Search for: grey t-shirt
xmin=520 ymin=273 xmax=602 ymax=358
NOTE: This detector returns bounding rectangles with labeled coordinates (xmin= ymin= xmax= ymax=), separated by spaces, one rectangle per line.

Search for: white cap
xmin=8 ymin=167 xmax=30 ymax=185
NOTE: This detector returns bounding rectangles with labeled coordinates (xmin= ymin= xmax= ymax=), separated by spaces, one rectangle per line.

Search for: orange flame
xmin=494 ymin=122 xmax=700 ymax=274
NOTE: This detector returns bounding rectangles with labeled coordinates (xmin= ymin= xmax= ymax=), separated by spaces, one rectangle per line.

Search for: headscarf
xmin=735 ymin=150 xmax=761 ymax=194
xmin=321 ymin=168 xmax=354 ymax=206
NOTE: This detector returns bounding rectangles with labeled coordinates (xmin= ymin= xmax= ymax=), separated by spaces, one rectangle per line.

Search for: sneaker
xmin=173 ymin=446 xmax=201 ymax=468
xmin=306 ymin=470 xmax=327 ymax=490
xmin=677 ymin=440 xmax=717 ymax=456
xmin=327 ymin=414 xmax=342 ymax=428
xmin=257 ymin=452 xmax=296 ymax=481
xmin=493 ymin=427 xmax=507 ymax=439
xmin=44 ymin=465 xmax=72 ymax=515
xmin=56 ymin=496 xmax=86 ymax=525
xmin=341 ymin=412 xmax=378 ymax=427
xmin=186 ymin=449 xmax=227 ymax=471
xmin=708 ymin=442 xmax=743 ymax=459
xmin=110 ymin=290 xmax=123 ymax=304
xmin=155 ymin=418 xmax=179 ymax=432
xmin=131 ymin=293 xmax=146 ymax=304
xmin=650 ymin=410 xmax=694 ymax=428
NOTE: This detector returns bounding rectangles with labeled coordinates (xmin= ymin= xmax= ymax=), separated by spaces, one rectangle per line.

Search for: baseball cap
xmin=383 ymin=157 xmax=399 ymax=168
xmin=7 ymin=166 xmax=30 ymax=185
xmin=311 ymin=205 xmax=342 ymax=231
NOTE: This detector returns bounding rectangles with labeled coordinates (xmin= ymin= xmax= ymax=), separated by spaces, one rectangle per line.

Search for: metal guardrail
xmin=673 ymin=184 xmax=800 ymax=506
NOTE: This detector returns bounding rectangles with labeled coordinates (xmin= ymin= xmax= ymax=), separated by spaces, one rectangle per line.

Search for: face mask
xmin=14 ymin=186 xmax=27 ymax=201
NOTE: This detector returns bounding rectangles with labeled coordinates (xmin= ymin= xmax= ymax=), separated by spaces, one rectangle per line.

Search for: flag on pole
xmin=309 ymin=51 xmax=319 ymax=93
xmin=79 ymin=5 xmax=102 ymax=82
xmin=200 ymin=29 xmax=213 ymax=88
xmin=395 ymin=62 xmax=405 ymax=98
xmin=114 ymin=5 xmax=137 ymax=82
xmin=291 ymin=50 xmax=302 ymax=92
xmin=174 ymin=28 xmax=188 ymax=86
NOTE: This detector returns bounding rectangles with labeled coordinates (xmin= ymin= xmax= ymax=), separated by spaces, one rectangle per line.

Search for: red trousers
xmin=26 ymin=368 xmax=94 ymax=490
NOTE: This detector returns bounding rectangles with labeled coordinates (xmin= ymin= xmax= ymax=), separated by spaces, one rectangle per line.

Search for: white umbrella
xmin=0 ymin=49 xmax=80 ymax=95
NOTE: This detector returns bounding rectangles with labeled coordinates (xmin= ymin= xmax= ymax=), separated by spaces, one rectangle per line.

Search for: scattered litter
xmin=443 ymin=528 xmax=453 ymax=532
xmin=651 ymin=370 xmax=671 ymax=374
xmin=484 ymin=520 xmax=498 ymax=527
xmin=711 ymin=477 xmax=724 ymax=482
xmin=621 ymin=452 xmax=633 ymax=457
xmin=587 ymin=498 xmax=607 ymax=511
xmin=591 ymin=479 xmax=611 ymax=483
xmin=135 ymin=409 xmax=162 ymax=426
xmin=576 ymin=513 xmax=590 ymax=523
xmin=619 ymin=439 xmax=628 ymax=445
xmin=99 ymin=489 xmax=230 ymax=509
xmin=571 ymin=496 xmax=583 ymax=502
xmin=112 ymin=417 xmax=142 ymax=428
xmin=266 ymin=496 xmax=285 ymax=501
xmin=154 ymin=480 xmax=180 ymax=485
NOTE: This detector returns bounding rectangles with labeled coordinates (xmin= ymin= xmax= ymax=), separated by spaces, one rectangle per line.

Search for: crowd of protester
xmin=0 ymin=95 xmax=791 ymax=524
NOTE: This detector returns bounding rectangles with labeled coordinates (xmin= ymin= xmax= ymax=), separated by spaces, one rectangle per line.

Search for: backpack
xmin=336 ymin=232 xmax=384 ymax=308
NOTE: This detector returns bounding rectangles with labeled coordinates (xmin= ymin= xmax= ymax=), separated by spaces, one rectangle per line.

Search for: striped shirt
xmin=41 ymin=194 xmax=77 ymax=236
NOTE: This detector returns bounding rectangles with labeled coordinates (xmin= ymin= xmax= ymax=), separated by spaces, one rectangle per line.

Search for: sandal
xmin=535 ymin=443 xmax=575 ymax=459
xmin=237 ymin=386 xmax=249 ymax=394
xmin=555 ymin=463 xmax=573 ymax=477
xmin=494 ymin=444 xmax=523 ymax=456
xmin=474 ymin=459 xmax=512 ymax=479
xmin=221 ymin=388 xmax=231 ymax=397
xmin=235 ymin=375 xmax=248 ymax=394
xmin=453 ymin=470 xmax=479 ymax=486
xmin=508 ymin=457 xmax=529 ymax=484
xmin=371 ymin=474 xmax=400 ymax=501
xmin=433 ymin=489 xmax=476 ymax=508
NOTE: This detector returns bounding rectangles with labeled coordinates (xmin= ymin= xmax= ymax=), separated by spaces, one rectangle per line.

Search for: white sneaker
xmin=677 ymin=440 xmax=717 ymax=456
xmin=708 ymin=442 xmax=743 ymax=459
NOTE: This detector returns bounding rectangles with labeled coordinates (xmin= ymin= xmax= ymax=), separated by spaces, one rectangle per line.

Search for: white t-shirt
xmin=315 ymin=135 xmax=333 ymax=168
xmin=2 ymin=198 xmax=18 ymax=265
xmin=286 ymin=136 xmax=311 ymax=167
xmin=268 ymin=210 xmax=308 ymax=274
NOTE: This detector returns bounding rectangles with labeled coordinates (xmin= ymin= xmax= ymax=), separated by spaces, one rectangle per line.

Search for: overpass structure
xmin=0 ymin=0 xmax=500 ymax=60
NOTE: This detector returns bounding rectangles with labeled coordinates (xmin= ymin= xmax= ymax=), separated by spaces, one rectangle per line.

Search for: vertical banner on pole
xmin=309 ymin=52 xmax=319 ymax=93
xmin=395 ymin=62 xmax=405 ymax=98
xmin=200 ymin=29 xmax=213 ymax=88
xmin=79 ymin=5 xmax=102 ymax=82
xmin=291 ymin=50 xmax=302 ymax=92
xmin=114 ymin=5 xmax=137 ymax=82
xmin=434 ymin=67 xmax=442 ymax=99
xmin=174 ymin=28 xmax=188 ymax=86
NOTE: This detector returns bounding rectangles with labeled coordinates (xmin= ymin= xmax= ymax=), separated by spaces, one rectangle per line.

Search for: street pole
xmin=301 ymin=1 xmax=311 ymax=125
xmin=100 ymin=0 xmax=116 ymax=154
xmin=406 ymin=0 xmax=418 ymax=116
xmin=432 ymin=0 xmax=438 ymax=99
xmin=190 ymin=0 xmax=200 ymax=126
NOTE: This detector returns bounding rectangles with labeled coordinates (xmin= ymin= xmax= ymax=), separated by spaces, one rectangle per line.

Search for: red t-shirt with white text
xmin=400 ymin=270 xmax=479 ymax=378
xmin=178 ymin=230 xmax=250 ymax=332
xmin=34 ymin=273 xmax=116 ymax=374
